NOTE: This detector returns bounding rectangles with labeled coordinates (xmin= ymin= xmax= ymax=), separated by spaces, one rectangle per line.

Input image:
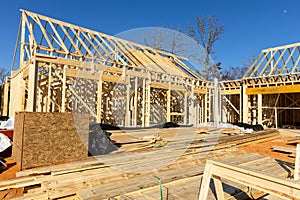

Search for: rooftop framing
xmin=9 ymin=10 xmax=208 ymax=126
xmin=14 ymin=9 xmax=203 ymax=80
xmin=243 ymin=42 xmax=300 ymax=78
xmin=5 ymin=9 xmax=300 ymax=128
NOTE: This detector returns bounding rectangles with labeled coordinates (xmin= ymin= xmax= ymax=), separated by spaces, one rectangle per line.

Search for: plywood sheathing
xmin=12 ymin=112 xmax=89 ymax=170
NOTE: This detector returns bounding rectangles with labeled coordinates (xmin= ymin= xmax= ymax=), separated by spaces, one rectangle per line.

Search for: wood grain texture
xmin=12 ymin=112 xmax=88 ymax=170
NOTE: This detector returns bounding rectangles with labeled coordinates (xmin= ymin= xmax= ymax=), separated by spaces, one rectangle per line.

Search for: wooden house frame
xmin=6 ymin=10 xmax=300 ymax=128
xmin=9 ymin=10 xmax=208 ymax=127
xmin=222 ymin=43 xmax=300 ymax=127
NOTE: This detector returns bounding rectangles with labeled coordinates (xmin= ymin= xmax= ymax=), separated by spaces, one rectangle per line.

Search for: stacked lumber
xmin=120 ymin=154 xmax=293 ymax=200
xmin=0 ymin=128 xmax=279 ymax=199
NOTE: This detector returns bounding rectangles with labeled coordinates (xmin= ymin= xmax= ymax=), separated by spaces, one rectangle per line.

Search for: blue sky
xmin=0 ymin=0 xmax=298 ymax=71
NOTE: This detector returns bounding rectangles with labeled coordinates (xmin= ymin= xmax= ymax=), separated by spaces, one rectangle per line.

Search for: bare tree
xmin=221 ymin=53 xmax=257 ymax=80
xmin=143 ymin=26 xmax=187 ymax=55
xmin=0 ymin=68 xmax=9 ymax=85
xmin=186 ymin=15 xmax=224 ymax=81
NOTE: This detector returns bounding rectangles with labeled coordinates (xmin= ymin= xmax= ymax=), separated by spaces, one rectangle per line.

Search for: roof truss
xmin=15 ymin=9 xmax=203 ymax=80
xmin=243 ymin=42 xmax=300 ymax=78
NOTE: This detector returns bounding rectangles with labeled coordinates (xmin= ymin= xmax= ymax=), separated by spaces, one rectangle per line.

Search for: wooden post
xmin=213 ymin=176 xmax=225 ymax=200
xmin=134 ymin=77 xmax=138 ymax=126
xmin=167 ymin=87 xmax=171 ymax=122
xmin=2 ymin=80 xmax=10 ymax=116
xmin=252 ymin=95 xmax=257 ymax=125
xmin=275 ymin=107 xmax=278 ymax=129
xmin=242 ymin=85 xmax=248 ymax=123
xmin=27 ymin=61 xmax=38 ymax=111
xmin=213 ymin=78 xmax=219 ymax=128
xmin=96 ymin=73 xmax=103 ymax=123
xmin=47 ymin=64 xmax=52 ymax=112
xmin=61 ymin=65 xmax=67 ymax=112
xmin=294 ymin=144 xmax=300 ymax=180
xmin=239 ymin=90 xmax=242 ymax=122
xmin=221 ymin=96 xmax=227 ymax=123
xmin=189 ymin=87 xmax=197 ymax=125
xmin=125 ymin=76 xmax=131 ymax=127
xmin=20 ymin=13 xmax=26 ymax=67
xmin=184 ymin=91 xmax=188 ymax=124
xmin=146 ymin=81 xmax=151 ymax=126
xmin=257 ymin=94 xmax=262 ymax=124
xmin=204 ymin=93 xmax=208 ymax=123
xmin=142 ymin=78 xmax=146 ymax=127
xmin=198 ymin=162 xmax=213 ymax=200
xmin=145 ymin=73 xmax=151 ymax=127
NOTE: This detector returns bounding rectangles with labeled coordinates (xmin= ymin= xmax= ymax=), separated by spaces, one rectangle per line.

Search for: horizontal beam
xmin=170 ymin=112 xmax=184 ymax=116
xmin=65 ymin=68 xmax=125 ymax=83
xmin=262 ymin=42 xmax=300 ymax=53
xmin=35 ymin=55 xmax=149 ymax=78
xmin=150 ymin=82 xmax=190 ymax=92
xmin=150 ymin=82 xmax=168 ymax=90
xmin=194 ymin=88 xmax=206 ymax=94
xmin=247 ymin=84 xmax=300 ymax=95
xmin=220 ymin=89 xmax=241 ymax=95
xmin=207 ymin=159 xmax=300 ymax=199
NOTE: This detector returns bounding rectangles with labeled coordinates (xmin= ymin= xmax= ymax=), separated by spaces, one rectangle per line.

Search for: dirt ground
xmin=0 ymin=158 xmax=23 ymax=199
xmin=241 ymin=129 xmax=299 ymax=163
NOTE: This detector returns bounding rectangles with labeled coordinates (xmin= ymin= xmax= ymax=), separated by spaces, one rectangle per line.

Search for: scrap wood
xmin=272 ymin=146 xmax=296 ymax=154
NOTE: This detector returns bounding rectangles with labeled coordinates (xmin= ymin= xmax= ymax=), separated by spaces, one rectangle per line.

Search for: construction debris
xmin=0 ymin=133 xmax=11 ymax=153
xmin=0 ymin=117 xmax=14 ymax=130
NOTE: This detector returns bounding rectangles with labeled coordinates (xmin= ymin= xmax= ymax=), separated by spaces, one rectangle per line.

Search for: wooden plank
xmin=35 ymin=55 xmax=149 ymax=79
xmin=242 ymin=85 xmax=248 ymax=123
xmin=167 ymin=87 xmax=170 ymax=122
xmin=213 ymin=176 xmax=225 ymax=200
xmin=150 ymin=82 xmax=168 ymax=90
xmin=220 ymin=89 xmax=241 ymax=95
xmin=170 ymin=84 xmax=186 ymax=91
xmin=206 ymin=159 xmax=300 ymax=199
xmin=198 ymin=162 xmax=213 ymax=200
xmin=96 ymin=76 xmax=102 ymax=123
xmin=194 ymin=88 xmax=206 ymax=94
xmin=295 ymin=144 xmax=300 ymax=180
xmin=272 ymin=146 xmax=295 ymax=154
xmin=12 ymin=112 xmax=89 ymax=170
xmin=65 ymin=68 xmax=124 ymax=83
xmin=247 ymin=84 xmax=300 ymax=95
xmin=9 ymin=129 xmax=278 ymax=199
xmin=61 ymin=65 xmax=66 ymax=112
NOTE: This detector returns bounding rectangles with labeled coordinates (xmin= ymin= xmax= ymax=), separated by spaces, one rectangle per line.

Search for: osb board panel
xmin=12 ymin=113 xmax=25 ymax=166
xmin=13 ymin=112 xmax=89 ymax=170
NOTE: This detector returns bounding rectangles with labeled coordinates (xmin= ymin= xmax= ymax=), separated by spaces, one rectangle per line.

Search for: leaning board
xmin=12 ymin=112 xmax=89 ymax=170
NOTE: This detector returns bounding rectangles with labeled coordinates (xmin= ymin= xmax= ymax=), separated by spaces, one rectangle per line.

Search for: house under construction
xmin=3 ymin=9 xmax=300 ymax=128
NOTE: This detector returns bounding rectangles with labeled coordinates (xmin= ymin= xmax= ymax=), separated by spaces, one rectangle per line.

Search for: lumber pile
xmin=0 ymin=128 xmax=280 ymax=199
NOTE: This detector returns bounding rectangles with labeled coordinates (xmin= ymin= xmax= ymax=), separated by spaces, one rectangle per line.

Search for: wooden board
xmin=246 ymin=84 xmax=300 ymax=95
xmin=272 ymin=146 xmax=296 ymax=154
xmin=12 ymin=112 xmax=89 ymax=170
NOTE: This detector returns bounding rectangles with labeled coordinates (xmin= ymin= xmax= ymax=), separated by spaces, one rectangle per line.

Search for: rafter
xmin=244 ymin=42 xmax=300 ymax=78
xmin=17 ymin=9 xmax=202 ymax=80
